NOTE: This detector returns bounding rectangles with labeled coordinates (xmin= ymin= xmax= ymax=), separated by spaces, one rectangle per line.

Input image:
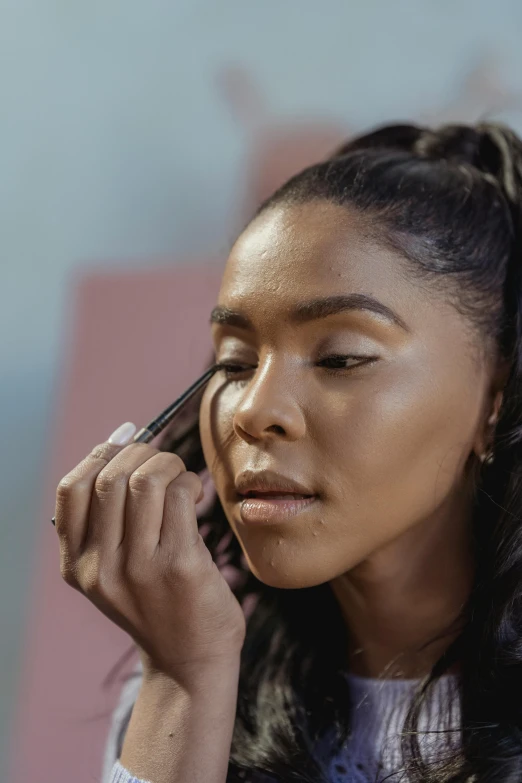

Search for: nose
xmin=232 ymin=360 xmax=306 ymax=443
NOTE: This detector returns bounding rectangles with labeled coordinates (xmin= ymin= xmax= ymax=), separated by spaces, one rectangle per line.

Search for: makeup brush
xmin=51 ymin=363 xmax=222 ymax=526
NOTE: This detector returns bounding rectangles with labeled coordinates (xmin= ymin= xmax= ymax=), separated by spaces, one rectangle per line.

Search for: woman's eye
xmin=216 ymin=355 xmax=376 ymax=379
xmin=217 ymin=363 xmax=253 ymax=378
xmin=318 ymin=354 xmax=377 ymax=372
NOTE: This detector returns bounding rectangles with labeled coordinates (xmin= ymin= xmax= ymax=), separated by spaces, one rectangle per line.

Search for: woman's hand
xmin=53 ymin=422 xmax=246 ymax=686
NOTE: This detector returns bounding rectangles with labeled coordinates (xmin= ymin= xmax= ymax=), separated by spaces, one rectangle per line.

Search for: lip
xmin=235 ymin=469 xmax=315 ymax=497
xmin=237 ymin=494 xmax=318 ymax=525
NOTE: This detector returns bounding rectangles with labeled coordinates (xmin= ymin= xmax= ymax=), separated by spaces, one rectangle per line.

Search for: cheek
xmin=198 ymin=387 xmax=219 ymax=473
xmin=322 ymin=363 xmax=482 ymax=535
xmin=198 ymin=385 xmax=235 ymax=494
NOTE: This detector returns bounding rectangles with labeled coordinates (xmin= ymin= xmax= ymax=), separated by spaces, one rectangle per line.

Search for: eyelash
xmin=215 ymin=355 xmax=377 ymax=379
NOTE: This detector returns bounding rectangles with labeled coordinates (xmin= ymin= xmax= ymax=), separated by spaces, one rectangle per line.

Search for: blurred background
xmin=3 ymin=1 xmax=522 ymax=781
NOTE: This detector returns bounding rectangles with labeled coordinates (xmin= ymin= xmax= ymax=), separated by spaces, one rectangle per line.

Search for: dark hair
xmin=104 ymin=121 xmax=522 ymax=782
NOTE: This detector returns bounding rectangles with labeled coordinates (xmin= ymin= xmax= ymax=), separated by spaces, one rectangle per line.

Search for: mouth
xmin=235 ymin=492 xmax=319 ymax=525
xmin=239 ymin=491 xmax=315 ymax=500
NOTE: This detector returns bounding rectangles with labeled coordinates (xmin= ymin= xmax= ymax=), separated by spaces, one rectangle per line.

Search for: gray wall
xmin=3 ymin=0 xmax=522 ymax=775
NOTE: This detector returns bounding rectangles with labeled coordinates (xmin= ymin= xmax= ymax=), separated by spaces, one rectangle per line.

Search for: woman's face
xmin=199 ymin=200 xmax=497 ymax=589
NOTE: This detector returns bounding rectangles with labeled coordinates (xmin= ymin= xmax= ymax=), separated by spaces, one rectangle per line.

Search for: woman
xmin=54 ymin=121 xmax=522 ymax=783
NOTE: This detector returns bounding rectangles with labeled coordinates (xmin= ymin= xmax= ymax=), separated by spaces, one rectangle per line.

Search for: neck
xmin=329 ymin=483 xmax=475 ymax=679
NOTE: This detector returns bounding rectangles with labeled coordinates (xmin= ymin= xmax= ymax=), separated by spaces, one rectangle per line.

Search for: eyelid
xmin=212 ymin=332 xmax=257 ymax=352
xmin=214 ymin=328 xmax=382 ymax=348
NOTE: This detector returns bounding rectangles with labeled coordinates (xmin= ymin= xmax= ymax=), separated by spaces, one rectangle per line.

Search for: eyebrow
xmin=209 ymin=293 xmax=409 ymax=332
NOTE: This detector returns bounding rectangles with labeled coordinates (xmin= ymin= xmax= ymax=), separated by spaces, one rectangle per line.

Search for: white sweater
xmin=102 ymin=665 xmax=461 ymax=783
xmin=325 ymin=670 xmax=461 ymax=782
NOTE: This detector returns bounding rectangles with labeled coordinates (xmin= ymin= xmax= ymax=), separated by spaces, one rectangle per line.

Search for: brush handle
xmin=133 ymin=427 xmax=156 ymax=443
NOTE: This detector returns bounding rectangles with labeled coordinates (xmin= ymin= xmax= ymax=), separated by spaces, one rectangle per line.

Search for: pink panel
xmin=7 ymin=264 xmax=223 ymax=783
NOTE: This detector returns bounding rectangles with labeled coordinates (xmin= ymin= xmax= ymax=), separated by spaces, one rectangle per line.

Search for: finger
xmin=85 ymin=443 xmax=168 ymax=552
xmin=54 ymin=427 xmax=137 ymax=559
xmin=158 ymin=471 xmax=205 ymax=556
xmin=123 ymin=452 xmax=197 ymax=555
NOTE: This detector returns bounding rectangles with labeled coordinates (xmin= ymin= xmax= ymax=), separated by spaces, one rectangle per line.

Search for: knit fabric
xmin=108 ymin=758 xmax=152 ymax=783
xmin=326 ymin=671 xmax=461 ymax=783
xmin=102 ymin=665 xmax=461 ymax=783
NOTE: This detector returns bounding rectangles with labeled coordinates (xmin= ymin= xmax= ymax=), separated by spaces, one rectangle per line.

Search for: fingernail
xmin=107 ymin=422 xmax=137 ymax=445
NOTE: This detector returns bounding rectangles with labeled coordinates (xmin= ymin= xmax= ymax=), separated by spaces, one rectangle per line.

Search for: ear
xmin=474 ymin=356 xmax=511 ymax=459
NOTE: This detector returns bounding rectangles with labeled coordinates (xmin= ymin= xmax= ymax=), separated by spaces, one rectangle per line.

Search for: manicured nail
xmin=107 ymin=422 xmax=137 ymax=445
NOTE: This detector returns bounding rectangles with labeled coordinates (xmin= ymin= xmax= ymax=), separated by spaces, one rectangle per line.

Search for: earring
xmin=479 ymin=448 xmax=495 ymax=466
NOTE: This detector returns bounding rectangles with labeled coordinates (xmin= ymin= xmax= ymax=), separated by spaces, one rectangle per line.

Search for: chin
xmin=245 ymin=557 xmax=337 ymax=590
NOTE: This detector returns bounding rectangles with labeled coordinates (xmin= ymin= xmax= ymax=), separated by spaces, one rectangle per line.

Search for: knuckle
xmin=182 ymin=469 xmax=201 ymax=485
xmin=127 ymin=473 xmax=152 ymax=496
xmin=60 ymin=555 xmax=78 ymax=587
xmin=56 ymin=475 xmax=82 ymax=498
xmin=163 ymin=549 xmax=196 ymax=581
xmin=81 ymin=570 xmax=101 ymax=597
xmin=165 ymin=452 xmax=187 ymax=471
xmin=128 ymin=471 xmax=162 ymax=494
xmin=94 ymin=470 xmax=127 ymax=495
xmin=171 ymin=471 xmax=201 ymax=497
xmin=78 ymin=553 xmax=114 ymax=598
xmin=56 ymin=476 xmax=92 ymax=515
xmin=56 ymin=476 xmax=73 ymax=495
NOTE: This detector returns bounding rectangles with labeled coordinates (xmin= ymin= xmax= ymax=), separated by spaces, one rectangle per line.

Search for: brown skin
xmin=55 ymin=442 xmax=246 ymax=677
xmin=200 ymin=200 xmax=510 ymax=679
xmin=55 ymin=440 xmax=246 ymax=783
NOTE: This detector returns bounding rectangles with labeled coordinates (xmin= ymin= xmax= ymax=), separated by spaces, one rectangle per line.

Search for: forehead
xmin=212 ymin=201 xmax=486 ymax=367
xmin=218 ymin=201 xmax=414 ymax=317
